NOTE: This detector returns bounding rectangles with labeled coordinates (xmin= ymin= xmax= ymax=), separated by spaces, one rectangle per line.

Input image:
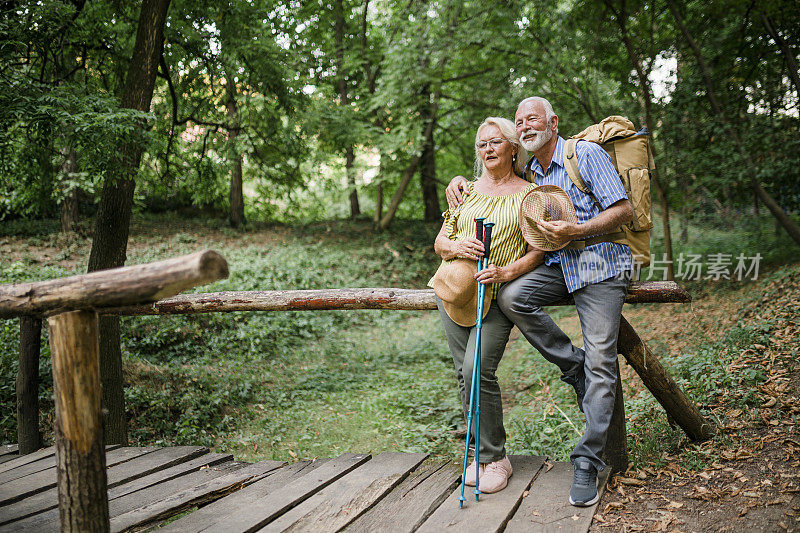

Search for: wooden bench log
xmin=605 ymin=359 xmax=628 ymax=473
xmin=102 ymin=281 xmax=690 ymax=315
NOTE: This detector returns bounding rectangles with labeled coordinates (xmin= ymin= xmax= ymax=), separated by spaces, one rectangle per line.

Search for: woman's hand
xmin=475 ymin=263 xmax=513 ymax=284
xmin=447 ymin=237 xmax=485 ymax=261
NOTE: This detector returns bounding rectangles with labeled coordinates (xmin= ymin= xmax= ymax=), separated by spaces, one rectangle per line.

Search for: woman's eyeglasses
xmin=475 ymin=138 xmax=507 ymax=150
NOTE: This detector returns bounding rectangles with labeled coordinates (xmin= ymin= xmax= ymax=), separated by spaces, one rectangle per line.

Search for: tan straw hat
xmin=519 ymin=185 xmax=578 ymax=251
xmin=432 ymin=258 xmax=491 ymax=327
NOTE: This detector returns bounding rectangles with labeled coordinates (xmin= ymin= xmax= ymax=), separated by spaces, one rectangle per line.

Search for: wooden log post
xmin=617 ymin=315 xmax=716 ymax=441
xmin=17 ymin=316 xmax=43 ymax=454
xmin=603 ymin=358 xmax=629 ymax=473
xmin=48 ymin=310 xmax=109 ymax=532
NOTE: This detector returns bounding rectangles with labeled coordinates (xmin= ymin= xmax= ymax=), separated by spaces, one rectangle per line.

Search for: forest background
xmin=1 ymin=0 xmax=800 ymax=484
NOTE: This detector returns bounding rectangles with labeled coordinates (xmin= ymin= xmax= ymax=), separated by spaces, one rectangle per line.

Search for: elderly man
xmin=446 ymin=96 xmax=633 ymax=507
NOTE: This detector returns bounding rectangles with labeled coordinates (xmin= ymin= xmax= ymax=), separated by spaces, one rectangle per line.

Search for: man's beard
xmin=520 ymin=124 xmax=553 ymax=152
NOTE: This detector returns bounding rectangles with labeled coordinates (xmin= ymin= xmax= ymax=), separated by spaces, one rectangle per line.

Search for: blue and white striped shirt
xmin=527 ymin=136 xmax=632 ymax=293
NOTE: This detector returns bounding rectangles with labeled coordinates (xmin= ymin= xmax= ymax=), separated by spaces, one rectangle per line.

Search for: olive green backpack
xmin=562 ymin=116 xmax=654 ymax=267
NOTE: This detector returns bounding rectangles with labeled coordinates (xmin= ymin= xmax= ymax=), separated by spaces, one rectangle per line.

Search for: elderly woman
xmin=430 ymin=117 xmax=541 ymax=493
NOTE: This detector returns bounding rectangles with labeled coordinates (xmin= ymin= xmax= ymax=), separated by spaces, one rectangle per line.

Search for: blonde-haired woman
xmin=430 ymin=117 xmax=542 ymax=493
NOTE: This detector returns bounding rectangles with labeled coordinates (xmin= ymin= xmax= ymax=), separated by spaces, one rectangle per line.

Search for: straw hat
xmin=519 ymin=185 xmax=578 ymax=251
xmin=432 ymin=258 xmax=491 ymax=327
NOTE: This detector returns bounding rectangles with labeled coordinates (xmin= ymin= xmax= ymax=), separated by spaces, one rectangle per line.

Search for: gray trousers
xmin=437 ymin=297 xmax=513 ymax=463
xmin=497 ymin=263 xmax=629 ymax=470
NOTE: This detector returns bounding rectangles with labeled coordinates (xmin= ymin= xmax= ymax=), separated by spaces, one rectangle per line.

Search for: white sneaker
xmin=464 ymin=459 xmax=485 ymax=487
xmin=479 ymin=457 xmax=513 ymax=493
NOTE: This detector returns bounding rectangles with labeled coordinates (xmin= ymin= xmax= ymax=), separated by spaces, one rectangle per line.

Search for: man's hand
xmin=536 ymin=220 xmax=579 ymax=249
xmin=445 ymin=175 xmax=470 ymax=209
xmin=475 ymin=264 xmax=513 ymax=284
xmin=533 ymin=199 xmax=632 ymax=250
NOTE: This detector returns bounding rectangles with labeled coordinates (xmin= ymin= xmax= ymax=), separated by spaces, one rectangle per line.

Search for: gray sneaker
xmin=569 ymin=459 xmax=599 ymax=506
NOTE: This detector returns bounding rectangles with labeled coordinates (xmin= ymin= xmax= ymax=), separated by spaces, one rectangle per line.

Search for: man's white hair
xmin=518 ymin=96 xmax=557 ymax=133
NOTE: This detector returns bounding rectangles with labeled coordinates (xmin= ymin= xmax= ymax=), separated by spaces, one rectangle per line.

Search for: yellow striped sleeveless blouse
xmin=429 ymin=181 xmax=536 ymax=298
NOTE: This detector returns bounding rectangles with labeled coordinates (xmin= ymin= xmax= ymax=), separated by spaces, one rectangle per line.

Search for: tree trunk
xmin=666 ymin=0 xmax=800 ymax=248
xmin=346 ymin=147 xmax=360 ymax=218
xmin=379 ymin=155 xmax=422 ymax=231
xmin=17 ymin=316 xmax=42 ymax=454
xmin=226 ymin=72 xmax=244 ymax=228
xmin=652 ymin=170 xmax=674 ymax=278
xmin=419 ymin=89 xmax=439 ymax=222
xmin=754 ymin=188 xmax=760 ymax=215
xmin=760 ymin=11 xmax=800 ymax=100
xmin=333 ymin=0 xmax=359 ymax=218
xmin=87 ymin=0 xmax=171 ymax=445
xmin=59 ymin=145 xmax=79 ymax=233
xmin=374 ymin=156 xmax=384 ymax=227
xmin=48 ymin=310 xmax=110 ymax=533
xmin=419 ymin=133 xmax=439 ymax=222
xmin=374 ymin=182 xmax=383 ymax=225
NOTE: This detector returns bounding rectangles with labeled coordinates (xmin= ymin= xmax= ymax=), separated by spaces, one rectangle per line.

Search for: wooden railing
xmin=100 ymin=281 xmax=691 ymax=315
xmin=1 ymin=251 xmax=229 ymax=532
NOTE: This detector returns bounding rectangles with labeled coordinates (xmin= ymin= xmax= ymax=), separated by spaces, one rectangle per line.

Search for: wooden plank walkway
xmin=0 ymin=446 xmax=608 ymax=533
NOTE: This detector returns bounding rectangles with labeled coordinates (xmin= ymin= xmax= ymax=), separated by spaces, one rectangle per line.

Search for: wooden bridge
xmin=0 ymin=444 xmax=609 ymax=532
xmin=0 ymin=250 xmax=712 ymax=532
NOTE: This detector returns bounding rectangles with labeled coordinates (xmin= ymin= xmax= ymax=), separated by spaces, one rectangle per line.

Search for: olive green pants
xmin=437 ymin=297 xmax=513 ymax=463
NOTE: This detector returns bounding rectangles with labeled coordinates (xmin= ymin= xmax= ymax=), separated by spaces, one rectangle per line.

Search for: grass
xmin=0 ymin=210 xmax=798 ymax=472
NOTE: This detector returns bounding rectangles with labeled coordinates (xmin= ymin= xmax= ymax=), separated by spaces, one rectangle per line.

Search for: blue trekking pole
xmin=473 ymin=222 xmax=493 ymax=501
xmin=459 ymin=217 xmax=484 ymax=509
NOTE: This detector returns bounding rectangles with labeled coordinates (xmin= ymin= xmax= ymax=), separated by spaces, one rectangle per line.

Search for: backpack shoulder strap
xmin=563 ymin=139 xmax=601 ymax=210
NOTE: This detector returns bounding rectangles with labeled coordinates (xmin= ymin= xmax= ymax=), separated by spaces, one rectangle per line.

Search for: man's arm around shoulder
xmin=445 ymin=175 xmax=470 ymax=209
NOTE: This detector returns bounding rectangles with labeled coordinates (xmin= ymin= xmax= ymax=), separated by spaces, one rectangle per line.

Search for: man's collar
xmin=528 ymin=136 xmax=566 ymax=176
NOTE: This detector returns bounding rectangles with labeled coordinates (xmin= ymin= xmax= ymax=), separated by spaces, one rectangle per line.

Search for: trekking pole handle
xmin=483 ymin=222 xmax=494 ymax=260
xmin=474 ymin=218 xmax=485 ymax=248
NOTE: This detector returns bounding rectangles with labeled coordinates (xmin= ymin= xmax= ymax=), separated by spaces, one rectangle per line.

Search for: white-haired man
xmin=446 ymin=96 xmax=633 ymax=506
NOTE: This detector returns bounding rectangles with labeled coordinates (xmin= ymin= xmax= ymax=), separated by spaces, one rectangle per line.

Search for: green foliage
xmin=2 ymin=0 xmax=799 ymax=233
xmin=125 ymin=362 xmax=255 ymax=447
xmin=0 ymin=0 xmax=153 ymax=219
